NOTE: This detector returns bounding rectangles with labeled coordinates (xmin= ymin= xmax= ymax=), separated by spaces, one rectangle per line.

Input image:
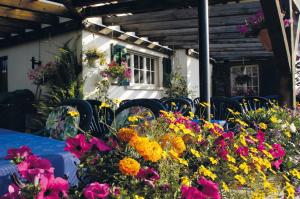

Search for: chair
xmin=61 ymin=99 xmax=93 ymax=132
xmin=114 ymin=99 xmax=165 ymax=129
xmin=210 ymin=97 xmax=242 ymax=120
xmin=86 ymin=100 xmax=114 ymax=137
xmin=233 ymin=96 xmax=270 ymax=113
xmin=161 ymin=98 xmax=193 ymax=116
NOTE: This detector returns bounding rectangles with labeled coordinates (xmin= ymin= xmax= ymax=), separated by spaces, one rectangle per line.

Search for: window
xmin=0 ymin=56 xmax=8 ymax=93
xmin=129 ymin=53 xmax=157 ymax=85
xmin=230 ymin=65 xmax=259 ymax=96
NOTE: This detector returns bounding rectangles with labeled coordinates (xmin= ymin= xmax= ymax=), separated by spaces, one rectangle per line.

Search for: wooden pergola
xmin=0 ymin=0 xmax=298 ymax=115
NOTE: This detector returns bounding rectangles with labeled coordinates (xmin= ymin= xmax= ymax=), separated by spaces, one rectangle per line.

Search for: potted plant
xmin=100 ymin=61 xmax=131 ymax=85
xmin=84 ymin=48 xmax=106 ymax=67
xmin=237 ymin=10 xmax=291 ymax=51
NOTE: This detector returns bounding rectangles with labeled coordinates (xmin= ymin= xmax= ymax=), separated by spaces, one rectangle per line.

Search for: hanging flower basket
xmin=258 ymin=28 xmax=272 ymax=52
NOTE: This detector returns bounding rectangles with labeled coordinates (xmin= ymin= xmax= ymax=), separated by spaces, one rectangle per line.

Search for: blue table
xmin=0 ymin=129 xmax=78 ymax=195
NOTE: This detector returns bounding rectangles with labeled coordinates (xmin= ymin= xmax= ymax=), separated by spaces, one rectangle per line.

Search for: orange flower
xmin=119 ymin=157 xmax=140 ymax=176
xmin=144 ymin=141 xmax=163 ymax=162
xmin=117 ymin=128 xmax=138 ymax=142
xmin=160 ymin=133 xmax=175 ymax=148
xmin=171 ymin=136 xmax=186 ymax=154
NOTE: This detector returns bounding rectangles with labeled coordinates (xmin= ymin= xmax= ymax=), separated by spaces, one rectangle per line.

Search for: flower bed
xmin=2 ymin=104 xmax=300 ymax=199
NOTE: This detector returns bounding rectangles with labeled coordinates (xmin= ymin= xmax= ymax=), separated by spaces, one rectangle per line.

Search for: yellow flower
xmin=190 ymin=149 xmax=201 ymax=158
xmin=222 ymin=182 xmax=229 ymax=192
xmin=270 ymin=116 xmax=278 ymax=123
xmin=128 ymin=116 xmax=139 ymax=123
xmin=262 ymin=150 xmax=273 ymax=159
xmin=290 ymin=169 xmax=300 ymax=180
xmin=285 ymin=182 xmax=295 ymax=199
xmin=234 ymin=175 xmax=246 ymax=185
xmin=228 ymin=164 xmax=239 ymax=173
xmin=171 ymin=102 xmax=176 ymax=106
xmin=226 ymin=155 xmax=236 ymax=164
xmin=117 ymin=128 xmax=138 ymax=142
xmin=189 ymin=111 xmax=194 ymax=118
xmin=130 ymin=137 xmax=162 ymax=162
xmin=145 ymin=141 xmax=163 ymax=162
xmin=181 ymin=176 xmax=191 ymax=186
xmin=99 ymin=102 xmax=110 ymax=109
xmin=169 ymin=149 xmax=179 ymax=159
xmin=171 ymin=136 xmax=186 ymax=154
xmin=67 ymin=110 xmax=79 ymax=117
xmin=284 ymin=131 xmax=291 ymax=138
xmin=239 ymin=162 xmax=250 ymax=174
xmin=119 ymin=157 xmax=140 ymax=176
xmin=258 ymin=122 xmax=267 ymax=130
xmin=134 ymin=195 xmax=144 ymax=199
xmin=235 ymin=119 xmax=248 ymax=127
xmin=113 ymin=98 xmax=122 ymax=105
xmin=209 ymin=157 xmax=218 ymax=165
xmin=178 ymin=158 xmax=189 ymax=166
xmin=239 ymin=134 xmax=248 ymax=147
xmin=199 ymin=165 xmax=217 ymax=180
xmin=251 ymin=192 xmax=265 ymax=199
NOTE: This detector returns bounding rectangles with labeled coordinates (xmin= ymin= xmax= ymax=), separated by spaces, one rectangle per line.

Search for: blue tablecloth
xmin=0 ymin=129 xmax=78 ymax=195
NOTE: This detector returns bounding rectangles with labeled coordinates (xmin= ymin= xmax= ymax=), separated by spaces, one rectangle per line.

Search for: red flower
xmin=36 ymin=176 xmax=69 ymax=199
xmin=83 ymin=182 xmax=110 ymax=199
xmin=90 ymin=137 xmax=112 ymax=152
xmin=17 ymin=155 xmax=54 ymax=182
xmin=5 ymin=146 xmax=32 ymax=163
xmin=64 ymin=134 xmax=92 ymax=158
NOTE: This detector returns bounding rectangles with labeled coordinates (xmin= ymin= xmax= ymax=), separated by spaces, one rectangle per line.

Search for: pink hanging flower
xmin=237 ymin=25 xmax=249 ymax=34
xmin=272 ymin=159 xmax=283 ymax=170
xmin=17 ymin=155 xmax=54 ymax=182
xmin=36 ymin=176 xmax=69 ymax=199
xmin=5 ymin=146 xmax=32 ymax=163
xmin=90 ymin=137 xmax=112 ymax=152
xmin=64 ymin=134 xmax=92 ymax=158
xmin=269 ymin=143 xmax=285 ymax=159
xmin=181 ymin=186 xmax=206 ymax=199
xmin=0 ymin=184 xmax=20 ymax=199
xmin=236 ymin=146 xmax=249 ymax=157
xmin=83 ymin=182 xmax=110 ymax=199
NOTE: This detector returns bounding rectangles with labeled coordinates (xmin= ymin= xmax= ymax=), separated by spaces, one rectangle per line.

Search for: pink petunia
xmin=137 ymin=167 xmax=160 ymax=188
xmin=64 ymin=134 xmax=92 ymax=158
xmin=90 ymin=137 xmax=112 ymax=152
xmin=83 ymin=182 xmax=110 ymax=199
xmin=236 ymin=146 xmax=249 ymax=157
xmin=36 ymin=176 xmax=69 ymax=199
xmin=272 ymin=159 xmax=283 ymax=170
xmin=181 ymin=186 xmax=205 ymax=199
xmin=269 ymin=143 xmax=285 ymax=159
xmin=5 ymin=146 xmax=32 ymax=163
xmin=17 ymin=155 xmax=54 ymax=182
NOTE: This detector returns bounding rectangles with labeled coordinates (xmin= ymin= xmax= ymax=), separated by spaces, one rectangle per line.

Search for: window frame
xmin=127 ymin=50 xmax=158 ymax=86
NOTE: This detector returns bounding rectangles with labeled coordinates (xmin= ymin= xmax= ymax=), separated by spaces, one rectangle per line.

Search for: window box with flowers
xmin=100 ymin=61 xmax=131 ymax=86
xmin=237 ymin=10 xmax=291 ymax=51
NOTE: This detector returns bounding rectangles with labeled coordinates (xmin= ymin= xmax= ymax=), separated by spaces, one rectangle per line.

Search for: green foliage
xmin=32 ymin=38 xmax=84 ymax=131
xmin=164 ymin=71 xmax=191 ymax=98
xmin=84 ymin=48 xmax=106 ymax=66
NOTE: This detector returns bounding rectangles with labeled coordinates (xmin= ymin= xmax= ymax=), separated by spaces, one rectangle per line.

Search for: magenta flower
xmin=237 ymin=25 xmax=249 ymax=34
xmin=181 ymin=177 xmax=220 ymax=199
xmin=284 ymin=19 xmax=292 ymax=27
xmin=269 ymin=143 xmax=285 ymax=159
xmin=90 ymin=137 xmax=112 ymax=152
xmin=236 ymin=146 xmax=249 ymax=157
xmin=0 ymin=184 xmax=20 ymax=199
xmin=256 ymin=130 xmax=265 ymax=143
xmin=83 ymin=182 xmax=110 ymax=199
xmin=5 ymin=146 xmax=32 ymax=163
xmin=272 ymin=159 xmax=283 ymax=170
xmin=112 ymin=186 xmax=121 ymax=197
xmin=17 ymin=155 xmax=54 ymax=182
xmin=137 ymin=167 xmax=160 ymax=188
xmin=37 ymin=176 xmax=69 ymax=199
xmin=64 ymin=134 xmax=92 ymax=158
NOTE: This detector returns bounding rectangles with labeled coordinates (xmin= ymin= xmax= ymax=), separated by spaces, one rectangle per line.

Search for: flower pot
xmin=87 ymin=59 xmax=97 ymax=67
xmin=108 ymin=76 xmax=118 ymax=85
xmin=258 ymin=29 xmax=272 ymax=52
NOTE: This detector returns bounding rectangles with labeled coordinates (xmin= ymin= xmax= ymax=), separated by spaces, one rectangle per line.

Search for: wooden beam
xmin=82 ymin=0 xmax=198 ymax=17
xmin=0 ymin=20 xmax=82 ymax=48
xmin=138 ymin=28 xmax=198 ymax=37
xmin=0 ymin=25 xmax=25 ymax=34
xmin=60 ymin=0 xmax=82 ymax=18
xmin=0 ymin=0 xmax=70 ymax=17
xmin=0 ymin=17 xmax=41 ymax=29
xmin=0 ymin=6 xmax=59 ymax=24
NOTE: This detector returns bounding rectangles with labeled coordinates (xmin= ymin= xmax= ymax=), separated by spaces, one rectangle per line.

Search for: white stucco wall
xmin=0 ymin=31 xmax=82 ymax=93
xmin=82 ymin=30 xmax=168 ymax=100
xmin=187 ymin=56 xmax=200 ymax=98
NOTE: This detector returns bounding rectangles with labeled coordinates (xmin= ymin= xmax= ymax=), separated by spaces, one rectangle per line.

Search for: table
xmin=0 ymin=129 xmax=78 ymax=195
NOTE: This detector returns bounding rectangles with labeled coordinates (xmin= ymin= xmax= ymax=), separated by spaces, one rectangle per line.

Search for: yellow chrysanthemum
xmin=199 ymin=165 xmax=217 ymax=180
xmin=181 ymin=176 xmax=191 ymax=186
xmin=234 ymin=175 xmax=246 ymax=185
xmin=290 ymin=169 xmax=300 ymax=180
xmin=285 ymin=182 xmax=295 ymax=199
xmin=270 ymin=116 xmax=278 ymax=123
xmin=67 ymin=110 xmax=79 ymax=117
xmin=134 ymin=195 xmax=144 ymax=199
xmin=144 ymin=141 xmax=163 ymax=162
xmin=119 ymin=157 xmax=140 ymax=176
xmin=190 ymin=149 xmax=201 ymax=158
xmin=209 ymin=157 xmax=218 ymax=165
xmin=222 ymin=182 xmax=229 ymax=192
xmin=128 ymin=116 xmax=139 ymax=123
xmin=239 ymin=162 xmax=250 ymax=174
xmin=117 ymin=128 xmax=138 ymax=142
xmin=99 ymin=102 xmax=110 ymax=109
xmin=226 ymin=155 xmax=236 ymax=163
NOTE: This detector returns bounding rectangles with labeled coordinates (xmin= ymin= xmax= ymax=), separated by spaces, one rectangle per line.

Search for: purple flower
xmin=284 ymin=19 xmax=292 ymax=27
xmin=237 ymin=25 xmax=249 ymax=34
xmin=137 ymin=167 xmax=160 ymax=188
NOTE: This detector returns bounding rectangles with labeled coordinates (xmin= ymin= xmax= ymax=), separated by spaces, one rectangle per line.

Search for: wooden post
xmin=198 ymin=0 xmax=211 ymax=119
xmin=260 ymin=0 xmax=296 ymax=109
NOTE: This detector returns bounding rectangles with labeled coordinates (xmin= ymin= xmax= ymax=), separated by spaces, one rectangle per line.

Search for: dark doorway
xmin=0 ymin=56 xmax=8 ymax=93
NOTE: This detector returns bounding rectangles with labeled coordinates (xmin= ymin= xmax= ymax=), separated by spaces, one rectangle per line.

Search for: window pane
xmin=134 ymin=55 xmax=138 ymax=69
xmin=146 ymin=58 xmax=150 ymax=70
xmin=146 ymin=71 xmax=151 ymax=84
xmin=151 ymin=59 xmax=155 ymax=71
xmin=139 ymin=57 xmax=144 ymax=70
xmin=151 ymin=72 xmax=155 ymax=84
xmin=140 ymin=70 xmax=144 ymax=83
xmin=134 ymin=69 xmax=139 ymax=83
